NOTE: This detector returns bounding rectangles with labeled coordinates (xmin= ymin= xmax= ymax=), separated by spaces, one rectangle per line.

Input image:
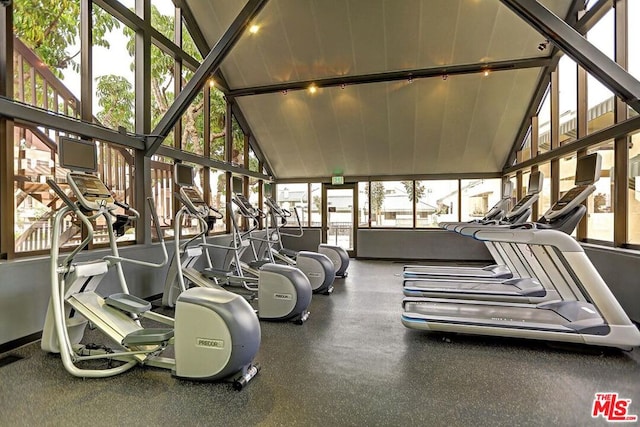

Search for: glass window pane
xmin=231 ymin=116 xmax=244 ymax=166
xmin=558 ymin=55 xmax=577 ymax=144
xmin=151 ymin=1 xmax=174 ymax=38
xmin=586 ymin=9 xmax=614 ymax=134
xmin=370 ymin=181 xmax=412 ymax=228
xmin=276 ymin=184 xmax=308 ymax=228
xmin=151 ymin=44 xmax=175 ymax=146
xmin=310 ymin=183 xmax=321 ymax=227
xmin=416 ymin=180 xmax=459 ymax=227
xmin=358 ymin=182 xmax=369 ymax=227
xmin=629 ymin=131 xmax=640 ymax=244
xmin=14 ymin=126 xmax=76 ymax=253
xmin=248 ymin=148 xmax=259 ymax=172
xmin=210 ymin=87 xmax=226 ymax=161
xmin=537 ymin=86 xmax=551 ymax=154
xmin=209 ymin=169 xmax=226 ymax=233
xmin=181 ymin=90 xmax=205 ymax=155
xmin=93 ymin=11 xmax=135 ymax=132
xmin=150 ymin=156 xmax=174 ymax=238
xmin=537 ymin=163 xmax=552 ymax=216
xmin=94 ymin=142 xmax=135 ymax=243
xmin=518 ymin=127 xmax=532 ymax=164
xmin=460 ymin=179 xmax=502 ymax=222
xmin=586 ymin=142 xmax=614 ymax=242
xmin=13 ymin=0 xmax=81 ymax=118
xmin=182 ymin=22 xmax=203 ymax=62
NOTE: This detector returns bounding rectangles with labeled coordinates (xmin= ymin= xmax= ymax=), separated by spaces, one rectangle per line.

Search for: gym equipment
xmin=41 ymin=139 xmax=260 ymax=389
xmin=237 ymin=195 xmax=335 ymax=295
xmin=265 ymin=197 xmax=350 ymax=278
xmin=404 ymin=174 xmax=542 ymax=280
xmin=402 ymin=154 xmax=640 ymax=350
xmin=162 ymin=163 xmax=312 ymax=324
xmin=402 ymin=157 xmax=595 ymax=302
xmin=401 ymin=228 xmax=640 ymax=350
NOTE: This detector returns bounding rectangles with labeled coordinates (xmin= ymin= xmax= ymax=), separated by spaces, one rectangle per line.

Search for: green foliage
xmin=14 ymin=1 xmax=245 ymax=166
xmin=14 ymin=0 xmax=118 ymax=78
xmin=402 ymin=180 xmax=425 ymax=202
xmin=95 ymin=75 xmax=134 ymax=132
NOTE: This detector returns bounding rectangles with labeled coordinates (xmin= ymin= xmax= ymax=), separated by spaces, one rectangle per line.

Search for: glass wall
xmin=310 ymin=183 xmax=322 ymax=227
xmin=370 ymin=181 xmax=412 ymax=227
xmin=558 ymin=55 xmax=577 ymax=145
xmin=416 ymin=180 xmax=458 ymax=227
xmin=537 ymin=88 xmax=551 ymax=154
xmin=358 ymin=182 xmax=369 ymax=227
xmin=538 ymin=163 xmax=552 ymax=216
xmin=209 ymin=169 xmax=227 ymax=233
xmin=460 ymin=179 xmax=502 ymax=222
xmin=93 ymin=10 xmax=135 ymax=132
xmin=275 ymin=183 xmax=308 ymax=228
xmin=586 ymin=9 xmax=614 ymax=134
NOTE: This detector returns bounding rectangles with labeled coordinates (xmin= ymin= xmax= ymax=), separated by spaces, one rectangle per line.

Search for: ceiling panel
xmin=183 ymin=0 xmax=573 ymax=179
xmin=237 ymin=68 xmax=542 ymax=179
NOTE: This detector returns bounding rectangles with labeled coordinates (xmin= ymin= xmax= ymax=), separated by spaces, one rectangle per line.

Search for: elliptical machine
xmin=41 ymin=139 xmax=260 ymax=389
xmin=162 ymin=163 xmax=312 ymax=324
xmin=240 ymin=195 xmax=335 ymax=294
xmin=265 ymin=197 xmax=349 ymax=279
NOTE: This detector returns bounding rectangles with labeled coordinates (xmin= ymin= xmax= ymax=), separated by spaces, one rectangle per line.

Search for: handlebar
xmin=47 ymin=179 xmax=78 ymax=213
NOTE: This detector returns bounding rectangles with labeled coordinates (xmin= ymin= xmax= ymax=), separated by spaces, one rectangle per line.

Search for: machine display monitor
xmin=59 ymin=137 xmax=97 ymax=173
xmin=528 ymin=171 xmax=541 ymax=194
xmin=175 ymin=163 xmax=194 ymax=187
xmin=575 ymin=153 xmax=602 ymax=185
xmin=232 ymin=176 xmax=243 ymax=194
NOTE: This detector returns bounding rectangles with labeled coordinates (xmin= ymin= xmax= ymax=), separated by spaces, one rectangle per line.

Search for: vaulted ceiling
xmin=185 ymin=0 xmax=574 ymax=180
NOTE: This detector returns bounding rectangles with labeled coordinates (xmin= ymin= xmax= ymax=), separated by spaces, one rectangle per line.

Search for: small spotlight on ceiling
xmin=483 ymin=70 xmax=490 ymax=77
xmin=442 ymin=74 xmax=448 ymax=81
xmin=282 ymin=89 xmax=288 ymax=95
xmin=209 ymin=79 xmax=215 ymax=88
xmin=340 ymin=83 xmax=346 ymax=89
xmin=408 ymin=76 xmax=414 ymax=83
xmin=249 ymin=24 xmax=260 ymax=34
xmin=538 ymin=39 xmax=549 ymax=51
xmin=308 ymin=84 xmax=318 ymax=94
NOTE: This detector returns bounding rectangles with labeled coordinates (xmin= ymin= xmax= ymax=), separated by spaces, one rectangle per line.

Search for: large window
xmin=586 ymin=9 xmax=614 ymax=134
xmin=358 ymin=182 xmax=369 ymax=227
xmin=537 ymin=87 xmax=551 ymax=154
xmin=276 ymin=184 xmax=308 ymax=228
xmin=150 ymin=156 xmax=174 ymax=238
xmin=93 ymin=10 xmax=135 ymax=132
xmin=558 ymin=55 xmax=577 ymax=145
xmin=151 ymin=44 xmax=175 ymax=147
xmin=209 ymin=169 xmax=227 ymax=233
xmin=460 ymin=179 xmax=502 ymax=222
xmin=370 ymin=182 xmax=413 ymax=228
xmin=310 ymin=183 xmax=322 ymax=227
xmin=537 ymin=163 xmax=552 ymax=217
xmin=416 ymin=180 xmax=459 ymax=227
xmin=586 ymin=143 xmax=614 ymax=242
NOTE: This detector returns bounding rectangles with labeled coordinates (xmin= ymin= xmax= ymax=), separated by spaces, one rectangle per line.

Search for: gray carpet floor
xmin=1 ymin=260 xmax=638 ymax=426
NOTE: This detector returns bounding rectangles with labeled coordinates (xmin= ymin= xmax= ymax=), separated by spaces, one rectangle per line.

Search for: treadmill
xmin=401 ymin=228 xmax=640 ymax=349
xmin=403 ymin=172 xmax=543 ymax=280
xmin=401 ymin=154 xmax=640 ymax=350
xmin=402 ymin=157 xmax=598 ymax=303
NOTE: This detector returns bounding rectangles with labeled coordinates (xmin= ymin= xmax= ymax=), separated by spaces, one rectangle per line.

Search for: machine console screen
xmin=70 ymin=173 xmax=114 ymax=208
xmin=552 ymin=186 xmax=587 ymax=211
xmin=182 ymin=187 xmax=206 ymax=207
